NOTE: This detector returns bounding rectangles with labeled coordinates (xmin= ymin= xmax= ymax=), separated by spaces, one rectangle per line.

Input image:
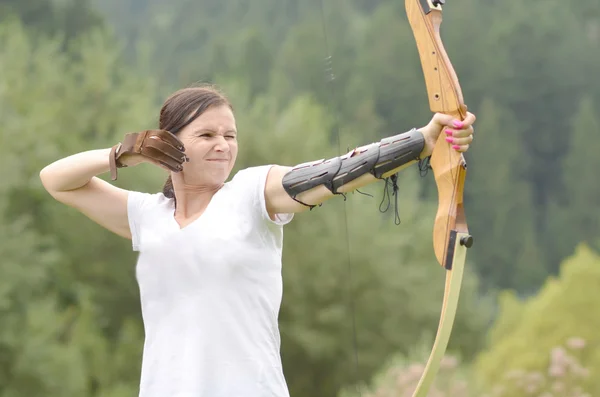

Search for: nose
xmin=214 ymin=136 xmax=230 ymax=152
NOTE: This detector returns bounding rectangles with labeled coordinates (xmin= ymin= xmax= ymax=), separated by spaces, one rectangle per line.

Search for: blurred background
xmin=1 ymin=0 xmax=599 ymax=396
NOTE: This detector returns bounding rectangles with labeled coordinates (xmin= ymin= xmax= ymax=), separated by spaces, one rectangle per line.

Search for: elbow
xmin=39 ymin=167 xmax=54 ymax=195
xmin=39 ymin=166 xmax=50 ymax=189
xmin=39 ymin=166 xmax=60 ymax=198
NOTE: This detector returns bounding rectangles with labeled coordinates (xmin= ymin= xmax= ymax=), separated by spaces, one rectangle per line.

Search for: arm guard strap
xmin=282 ymin=128 xmax=425 ymax=208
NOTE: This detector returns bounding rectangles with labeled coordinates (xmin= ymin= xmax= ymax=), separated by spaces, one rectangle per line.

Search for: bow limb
xmin=405 ymin=0 xmax=473 ymax=395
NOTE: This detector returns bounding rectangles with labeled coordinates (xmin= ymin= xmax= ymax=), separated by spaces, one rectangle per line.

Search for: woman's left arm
xmin=264 ymin=112 xmax=475 ymax=218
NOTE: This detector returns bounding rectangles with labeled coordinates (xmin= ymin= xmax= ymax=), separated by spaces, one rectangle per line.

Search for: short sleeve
xmin=232 ymin=165 xmax=294 ymax=227
xmin=127 ymin=191 xmax=154 ymax=251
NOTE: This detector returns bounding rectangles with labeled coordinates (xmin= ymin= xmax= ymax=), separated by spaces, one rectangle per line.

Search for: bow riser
xmin=405 ymin=0 xmax=474 ymax=395
xmin=406 ymin=0 xmax=469 ymax=269
xmin=430 ymin=135 xmax=468 ymax=269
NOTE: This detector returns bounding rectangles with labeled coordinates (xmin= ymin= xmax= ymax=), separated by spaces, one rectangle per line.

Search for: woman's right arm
xmin=39 ymin=148 xmax=133 ymax=239
xmin=40 ymin=130 xmax=186 ymax=239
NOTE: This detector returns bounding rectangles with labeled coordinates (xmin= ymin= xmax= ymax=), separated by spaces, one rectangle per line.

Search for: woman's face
xmin=176 ymin=105 xmax=238 ymax=186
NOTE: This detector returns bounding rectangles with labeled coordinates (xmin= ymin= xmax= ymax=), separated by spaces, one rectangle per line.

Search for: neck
xmin=171 ymin=174 xmax=223 ymax=219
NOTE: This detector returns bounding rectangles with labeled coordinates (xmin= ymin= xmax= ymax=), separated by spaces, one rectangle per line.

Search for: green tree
xmin=473 ymin=0 xmax=595 ymax=259
xmin=0 ymin=18 xmax=154 ymax=396
xmin=465 ymin=98 xmax=545 ymax=291
xmin=0 ymin=0 xmax=103 ymax=41
xmin=546 ymin=97 xmax=600 ymax=263
xmin=0 ymin=0 xmax=54 ymax=32
xmin=473 ymin=244 xmax=600 ymax=396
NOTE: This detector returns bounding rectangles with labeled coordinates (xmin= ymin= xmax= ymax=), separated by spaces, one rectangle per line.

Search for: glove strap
xmin=109 ymin=132 xmax=142 ymax=180
xmin=109 ymin=143 xmax=126 ymax=181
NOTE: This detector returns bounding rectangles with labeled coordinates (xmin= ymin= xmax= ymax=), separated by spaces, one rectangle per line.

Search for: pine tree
xmin=546 ymin=97 xmax=600 ymax=266
xmin=466 ymin=98 xmax=545 ymax=291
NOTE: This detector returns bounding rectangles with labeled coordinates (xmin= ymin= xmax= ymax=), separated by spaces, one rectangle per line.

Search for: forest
xmin=1 ymin=0 xmax=599 ymax=396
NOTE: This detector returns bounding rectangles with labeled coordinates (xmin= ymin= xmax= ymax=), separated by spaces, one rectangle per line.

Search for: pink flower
xmin=548 ymin=364 xmax=566 ymax=377
xmin=504 ymin=369 xmax=525 ymax=379
xmin=526 ymin=371 xmax=544 ymax=384
xmin=571 ymin=364 xmax=590 ymax=378
xmin=551 ymin=381 xmax=565 ymax=393
xmin=566 ymin=337 xmax=586 ymax=350
xmin=439 ymin=355 xmax=458 ymax=370
xmin=408 ymin=363 xmax=424 ymax=378
xmin=525 ymin=383 xmax=539 ymax=393
xmin=550 ymin=346 xmax=567 ymax=364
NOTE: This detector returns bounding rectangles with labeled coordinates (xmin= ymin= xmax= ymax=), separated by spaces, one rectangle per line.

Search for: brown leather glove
xmin=109 ymin=129 xmax=187 ymax=180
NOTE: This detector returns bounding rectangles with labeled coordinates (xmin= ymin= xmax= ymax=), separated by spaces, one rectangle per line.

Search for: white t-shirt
xmin=127 ymin=165 xmax=294 ymax=397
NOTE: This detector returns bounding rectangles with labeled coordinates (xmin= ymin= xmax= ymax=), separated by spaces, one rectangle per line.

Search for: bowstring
xmin=318 ymin=1 xmax=363 ymax=395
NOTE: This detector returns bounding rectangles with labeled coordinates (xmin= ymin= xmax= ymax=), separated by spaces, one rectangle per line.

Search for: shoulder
xmin=128 ymin=190 xmax=173 ymax=205
xmin=226 ymin=165 xmax=293 ymax=226
xmin=128 ymin=190 xmax=172 ymax=211
xmin=225 ymin=165 xmax=274 ymax=199
xmin=126 ymin=191 xmax=174 ymax=251
xmin=229 ymin=165 xmax=274 ymax=186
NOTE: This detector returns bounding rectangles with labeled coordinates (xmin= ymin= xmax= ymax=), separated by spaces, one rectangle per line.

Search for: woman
xmin=39 ymin=85 xmax=475 ymax=397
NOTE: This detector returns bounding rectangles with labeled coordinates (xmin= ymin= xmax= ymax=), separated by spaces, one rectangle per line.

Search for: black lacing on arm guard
xmin=377 ymin=156 xmax=431 ymax=225
xmin=379 ymin=174 xmax=401 ymax=225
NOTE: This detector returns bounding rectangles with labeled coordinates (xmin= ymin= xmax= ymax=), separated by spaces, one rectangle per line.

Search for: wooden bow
xmin=405 ymin=0 xmax=473 ymax=395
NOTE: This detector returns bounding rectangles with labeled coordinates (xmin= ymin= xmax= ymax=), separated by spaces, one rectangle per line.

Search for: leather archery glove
xmin=109 ymin=129 xmax=187 ymax=180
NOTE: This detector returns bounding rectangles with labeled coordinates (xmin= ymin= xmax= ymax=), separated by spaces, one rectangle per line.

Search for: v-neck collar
xmin=169 ymin=187 xmax=224 ymax=231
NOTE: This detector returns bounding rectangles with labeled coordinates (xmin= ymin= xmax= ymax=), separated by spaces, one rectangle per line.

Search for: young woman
xmin=40 ymin=85 xmax=475 ymax=397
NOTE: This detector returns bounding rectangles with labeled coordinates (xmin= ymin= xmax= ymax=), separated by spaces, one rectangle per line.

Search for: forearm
xmin=40 ymin=148 xmax=112 ymax=192
xmin=297 ymin=149 xmax=419 ymax=201
xmin=279 ymin=128 xmax=425 ymax=210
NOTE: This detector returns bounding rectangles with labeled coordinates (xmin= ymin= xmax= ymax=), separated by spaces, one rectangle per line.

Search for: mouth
xmin=206 ymin=159 xmax=229 ymax=163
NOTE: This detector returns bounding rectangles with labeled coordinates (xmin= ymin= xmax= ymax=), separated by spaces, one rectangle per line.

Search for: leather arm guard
xmin=282 ymin=128 xmax=425 ymax=208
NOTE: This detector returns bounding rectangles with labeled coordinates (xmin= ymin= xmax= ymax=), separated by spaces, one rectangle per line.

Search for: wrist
xmin=417 ymin=126 xmax=437 ymax=159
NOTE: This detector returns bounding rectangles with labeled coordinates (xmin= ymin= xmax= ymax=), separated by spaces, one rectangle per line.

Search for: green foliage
xmin=0 ymin=0 xmax=103 ymax=42
xmin=546 ymin=97 xmax=600 ymax=262
xmin=3 ymin=0 xmax=600 ymax=396
xmin=339 ymin=346 xmax=471 ymax=397
xmin=563 ymin=97 xmax=600 ymax=248
xmin=466 ymin=98 xmax=545 ymax=291
xmin=474 ymin=244 xmax=600 ymax=396
xmin=0 ymin=18 xmax=152 ymax=397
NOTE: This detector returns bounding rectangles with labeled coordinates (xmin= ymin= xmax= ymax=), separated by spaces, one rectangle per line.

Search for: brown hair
xmin=159 ymin=84 xmax=232 ymax=201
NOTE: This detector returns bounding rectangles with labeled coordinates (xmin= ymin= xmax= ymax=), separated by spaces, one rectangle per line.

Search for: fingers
xmin=462 ymin=111 xmax=476 ymax=125
xmin=149 ymin=129 xmax=185 ymax=151
xmin=444 ymin=132 xmax=473 ymax=152
xmin=144 ymin=137 xmax=187 ymax=163
xmin=442 ymin=112 xmax=475 ymax=152
xmin=432 ymin=112 xmax=456 ymax=126
xmin=444 ymin=129 xmax=473 ymax=152
xmin=445 ymin=125 xmax=474 ymax=139
xmin=141 ymin=138 xmax=188 ymax=172
xmin=144 ymin=146 xmax=186 ymax=172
